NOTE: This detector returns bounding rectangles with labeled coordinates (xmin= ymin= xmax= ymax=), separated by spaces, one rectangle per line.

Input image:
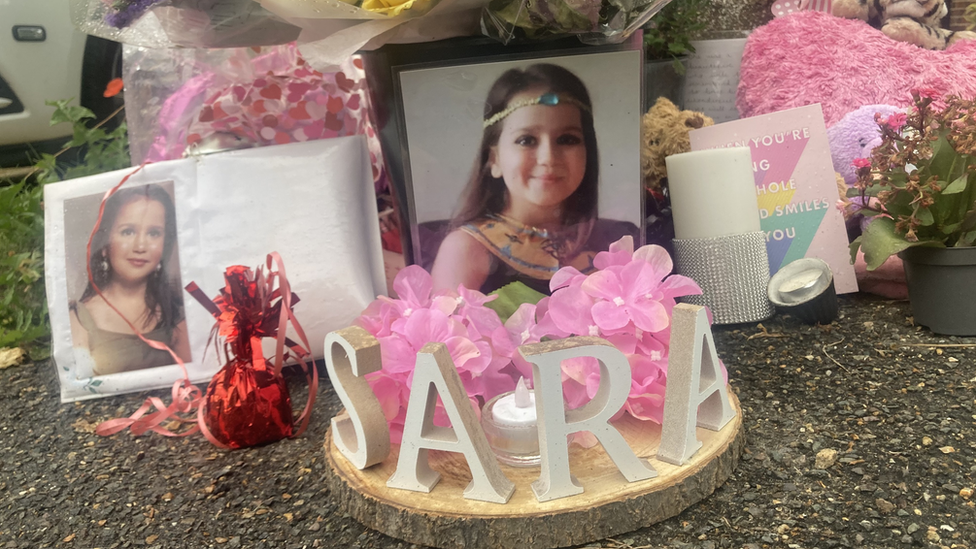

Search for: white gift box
xmin=45 ymin=136 xmax=385 ymax=402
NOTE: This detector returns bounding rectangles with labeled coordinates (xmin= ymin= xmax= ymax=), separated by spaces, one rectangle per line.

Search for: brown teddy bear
xmin=640 ymin=97 xmax=714 ymax=192
xmin=829 ymin=0 xmax=976 ymax=50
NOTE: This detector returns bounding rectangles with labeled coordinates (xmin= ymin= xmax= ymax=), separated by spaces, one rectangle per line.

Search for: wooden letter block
xmin=519 ymin=337 xmax=658 ymax=503
xmin=386 ymin=342 xmax=515 ymax=504
xmin=325 ymin=326 xmax=390 ymax=470
xmin=658 ymin=304 xmax=737 ymax=466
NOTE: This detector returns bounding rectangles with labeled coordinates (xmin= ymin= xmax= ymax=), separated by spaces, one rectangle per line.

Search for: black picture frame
xmin=362 ymin=35 xmax=646 ymax=286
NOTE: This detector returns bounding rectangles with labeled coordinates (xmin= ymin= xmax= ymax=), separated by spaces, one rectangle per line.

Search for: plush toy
xmin=827 ymin=104 xmax=902 ymax=186
xmin=738 ymin=12 xmax=976 ymax=127
xmin=640 ymin=97 xmax=714 ymax=191
xmin=830 ymin=0 xmax=976 ymax=50
xmin=826 ymin=104 xmax=909 ymax=299
xmin=828 ymin=103 xmax=901 ymax=234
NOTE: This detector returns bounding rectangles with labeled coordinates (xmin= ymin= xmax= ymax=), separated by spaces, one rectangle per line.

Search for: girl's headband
xmin=483 ymin=92 xmax=591 ymax=129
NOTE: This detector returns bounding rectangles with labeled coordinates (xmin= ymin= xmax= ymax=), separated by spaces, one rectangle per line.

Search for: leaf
xmin=858 ymin=217 xmax=934 ymax=270
xmin=485 ymin=281 xmax=547 ymax=324
xmin=941 ymin=221 xmax=962 ymax=235
xmin=47 ymin=100 xmax=93 ymax=126
xmin=670 ymin=57 xmax=686 ymax=76
xmin=915 ymin=207 xmax=934 ymax=226
xmin=927 ymin=134 xmax=957 ymax=181
xmin=959 ymin=230 xmax=976 ymax=247
xmin=943 ymin=173 xmax=970 ymax=194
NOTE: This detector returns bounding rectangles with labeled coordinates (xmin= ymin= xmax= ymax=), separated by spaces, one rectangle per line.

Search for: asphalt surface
xmin=3 ymin=293 xmax=976 ymax=549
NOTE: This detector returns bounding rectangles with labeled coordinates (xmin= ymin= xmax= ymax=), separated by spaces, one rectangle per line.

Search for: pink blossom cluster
xmin=356 ymin=265 xmax=516 ymax=442
xmin=539 ymin=236 xmax=708 ymax=422
xmin=355 ymin=236 xmax=719 ymax=443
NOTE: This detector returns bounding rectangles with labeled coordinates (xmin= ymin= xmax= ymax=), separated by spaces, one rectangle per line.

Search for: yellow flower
xmin=361 ymin=0 xmax=432 ymax=16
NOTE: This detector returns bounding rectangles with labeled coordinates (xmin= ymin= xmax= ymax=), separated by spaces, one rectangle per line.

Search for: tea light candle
xmin=767 ymin=258 xmax=838 ymax=324
xmin=776 ymin=268 xmax=824 ymax=304
xmin=665 ymin=147 xmax=761 ymax=240
xmin=481 ymin=377 xmax=541 ymax=467
xmin=491 ymin=377 xmax=536 ymax=427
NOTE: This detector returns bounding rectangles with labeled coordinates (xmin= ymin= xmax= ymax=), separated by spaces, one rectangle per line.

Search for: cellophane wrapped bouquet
xmin=256 ymin=0 xmax=487 ymax=68
xmin=481 ymin=0 xmax=674 ymax=44
xmin=70 ymin=0 xmax=300 ymax=48
xmin=356 ymin=236 xmax=723 ymax=444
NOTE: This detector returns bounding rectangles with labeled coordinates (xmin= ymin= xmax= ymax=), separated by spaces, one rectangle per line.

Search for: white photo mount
xmin=46 ymin=137 xmax=386 ymax=402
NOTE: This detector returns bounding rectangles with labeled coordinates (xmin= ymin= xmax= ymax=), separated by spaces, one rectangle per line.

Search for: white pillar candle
xmin=665 ymin=147 xmax=761 ymax=240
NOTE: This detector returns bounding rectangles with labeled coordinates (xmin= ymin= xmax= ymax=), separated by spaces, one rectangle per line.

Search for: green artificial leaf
xmin=943 ymin=173 xmax=970 ymax=194
xmin=485 ymin=281 xmax=547 ymax=324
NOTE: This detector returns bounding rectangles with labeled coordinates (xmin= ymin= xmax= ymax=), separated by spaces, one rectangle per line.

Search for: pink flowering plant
xmin=850 ymin=90 xmax=976 ymax=270
xmin=355 ymin=236 xmax=717 ymax=443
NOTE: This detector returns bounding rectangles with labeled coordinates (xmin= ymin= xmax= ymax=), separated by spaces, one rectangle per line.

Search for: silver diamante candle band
xmin=672 ymin=231 xmax=774 ymax=324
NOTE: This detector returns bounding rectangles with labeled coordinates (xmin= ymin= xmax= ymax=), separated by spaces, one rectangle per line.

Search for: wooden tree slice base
xmin=324 ymin=392 xmax=744 ymax=549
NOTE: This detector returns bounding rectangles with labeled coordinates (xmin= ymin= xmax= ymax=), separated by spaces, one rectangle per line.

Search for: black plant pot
xmin=899 ymin=246 xmax=976 ymax=336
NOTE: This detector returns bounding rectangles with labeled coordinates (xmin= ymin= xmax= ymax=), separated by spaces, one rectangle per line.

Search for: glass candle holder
xmin=481 ymin=392 xmax=541 ymax=467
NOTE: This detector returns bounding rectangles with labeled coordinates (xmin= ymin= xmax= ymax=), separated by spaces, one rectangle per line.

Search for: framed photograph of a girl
xmin=54 ymin=181 xmax=191 ymax=387
xmin=396 ymin=47 xmax=643 ymax=295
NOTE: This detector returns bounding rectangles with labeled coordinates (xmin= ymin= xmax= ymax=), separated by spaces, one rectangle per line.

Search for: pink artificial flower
xmin=852 ymin=157 xmax=872 ymax=169
xmin=583 ymin=260 xmax=672 ymax=333
xmin=359 ymin=266 xmax=457 ymax=338
xmin=550 ymin=266 xmax=587 ymax=292
xmin=547 ymin=285 xmax=601 ymax=336
xmin=914 ymin=87 xmax=940 ymax=100
xmin=454 ymin=285 xmax=502 ymax=339
xmin=532 ymin=297 xmax=568 ymax=339
xmin=380 ymin=265 xmax=456 ymax=318
xmin=592 ymin=235 xmax=636 ymax=270
xmin=560 ymin=356 xmax=601 ymax=410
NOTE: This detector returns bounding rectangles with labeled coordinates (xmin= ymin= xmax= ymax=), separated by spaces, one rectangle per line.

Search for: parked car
xmin=0 ymin=0 xmax=121 ymax=167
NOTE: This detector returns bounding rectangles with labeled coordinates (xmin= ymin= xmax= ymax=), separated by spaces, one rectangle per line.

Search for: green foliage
xmin=966 ymin=3 xmax=976 ymax=31
xmin=0 ymin=99 xmax=129 ymax=356
xmin=0 ymin=180 xmax=49 ymax=354
xmin=35 ymin=99 xmax=130 ymax=184
xmin=485 ymin=281 xmax=547 ymax=324
xmin=849 ymin=92 xmax=976 ymax=270
xmin=642 ymin=0 xmax=711 ymax=74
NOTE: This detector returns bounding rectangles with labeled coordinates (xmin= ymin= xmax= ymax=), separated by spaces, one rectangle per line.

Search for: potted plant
xmin=641 ymin=0 xmax=711 ymax=108
xmin=849 ymin=90 xmax=976 ymax=335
